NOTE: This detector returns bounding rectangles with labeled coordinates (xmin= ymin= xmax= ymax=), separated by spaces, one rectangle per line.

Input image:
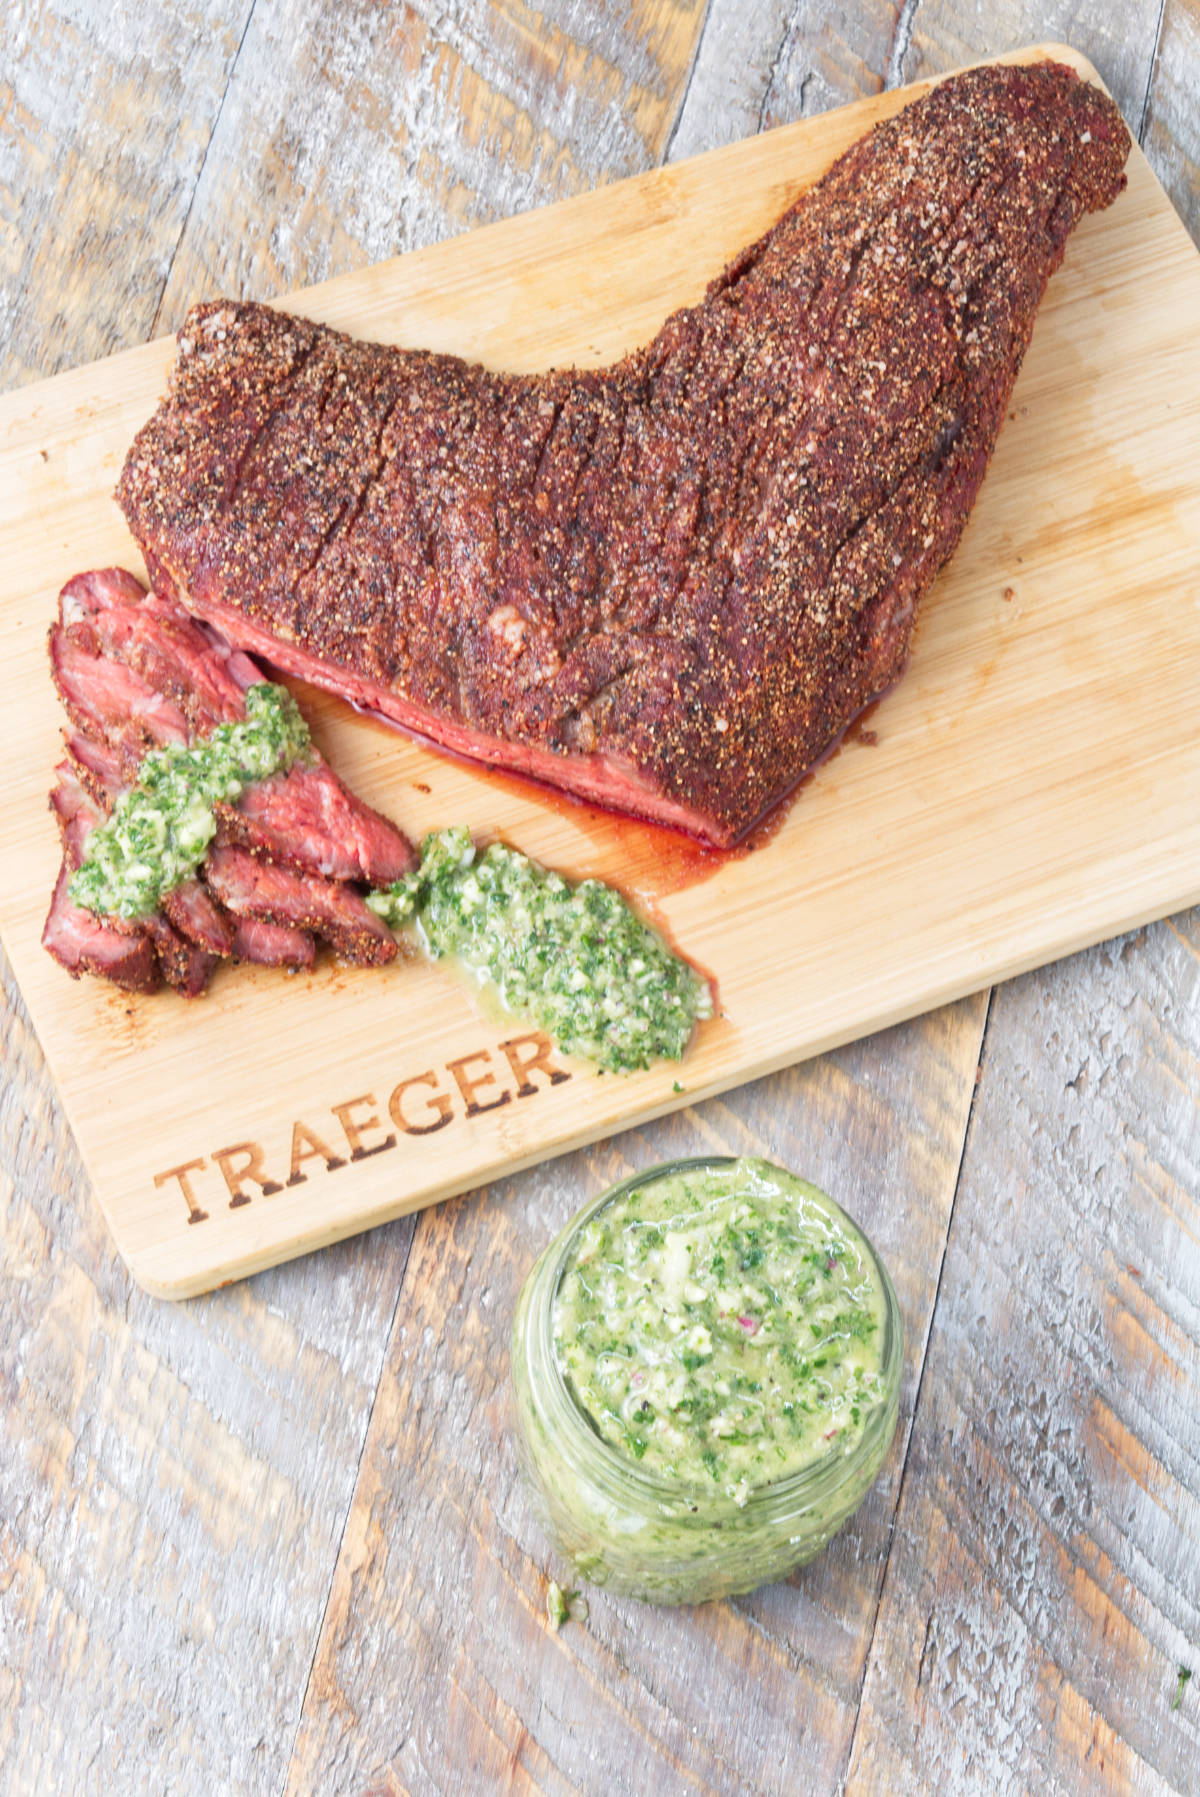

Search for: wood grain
xmin=846 ymin=913 xmax=1200 ymax=1794
xmin=667 ymin=0 xmax=901 ymax=160
xmin=154 ymin=0 xmax=710 ymax=329
xmin=284 ymin=997 xmax=988 ymax=1794
xmin=0 ymin=926 xmax=420 ymax=1791
xmin=0 ymin=1 xmax=705 ymax=1788
xmin=1142 ymin=0 xmax=1200 ymax=245
xmin=667 ymin=0 xmax=1165 ymax=163
xmin=890 ymin=0 xmax=1163 ymax=124
xmin=5 ymin=49 xmax=1200 ymax=1298
xmin=0 ymin=1 xmax=254 ymax=386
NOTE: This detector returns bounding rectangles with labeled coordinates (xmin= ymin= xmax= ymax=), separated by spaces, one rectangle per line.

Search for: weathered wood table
xmin=3 ymin=4 xmax=1198 ymax=1792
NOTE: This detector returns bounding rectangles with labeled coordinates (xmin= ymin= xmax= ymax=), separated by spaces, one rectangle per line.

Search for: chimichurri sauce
xmin=70 ymin=691 xmax=710 ymax=1075
xmin=368 ymin=828 xmax=712 ymax=1073
xmin=551 ymin=1160 xmax=889 ymax=1505
xmin=69 ymin=683 xmax=311 ymax=920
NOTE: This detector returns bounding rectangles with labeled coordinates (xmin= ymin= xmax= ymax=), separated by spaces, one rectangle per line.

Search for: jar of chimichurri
xmin=511 ymin=1156 xmax=903 ymax=1605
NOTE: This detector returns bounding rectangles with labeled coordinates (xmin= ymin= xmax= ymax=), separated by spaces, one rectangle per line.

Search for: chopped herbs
xmin=70 ymin=694 xmax=711 ymax=1079
xmin=546 ymin=1580 xmax=587 ymax=1631
xmin=551 ymin=1160 xmax=889 ymax=1504
xmin=69 ymin=683 xmax=311 ymax=920
xmin=368 ymin=827 xmax=712 ymax=1072
xmin=1173 ymin=1665 xmax=1192 ymax=1712
xmin=511 ymin=1157 xmax=904 ymax=1604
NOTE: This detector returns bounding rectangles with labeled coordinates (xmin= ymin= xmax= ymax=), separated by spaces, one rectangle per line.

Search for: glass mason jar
xmin=511 ymin=1156 xmax=903 ymax=1606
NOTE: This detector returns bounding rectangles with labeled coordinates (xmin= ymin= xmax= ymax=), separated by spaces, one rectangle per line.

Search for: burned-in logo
xmin=154 ymin=1032 xmax=571 ymax=1225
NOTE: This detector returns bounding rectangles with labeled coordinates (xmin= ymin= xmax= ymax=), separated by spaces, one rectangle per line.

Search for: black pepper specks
xmin=117 ymin=62 xmax=1129 ymax=847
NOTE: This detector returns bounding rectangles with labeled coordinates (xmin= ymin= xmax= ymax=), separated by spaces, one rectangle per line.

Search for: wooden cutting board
xmin=2 ymin=46 xmax=1198 ymax=1298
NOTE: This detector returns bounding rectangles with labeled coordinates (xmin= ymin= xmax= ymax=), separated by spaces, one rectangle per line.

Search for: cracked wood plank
xmin=667 ymin=0 xmax=902 ymax=161
xmin=886 ymin=0 xmax=1164 ymax=126
xmin=841 ymin=11 xmax=1200 ymax=1787
xmin=1141 ymin=0 xmax=1200 ymax=242
xmin=846 ymin=916 xmax=1200 ymax=1794
xmin=153 ymin=0 xmax=711 ymax=332
xmin=0 ymin=6 xmax=708 ymax=1791
xmin=283 ymin=1002 xmax=988 ymax=1794
xmin=0 ymin=1 xmax=254 ymax=386
xmin=668 ymin=0 xmax=1165 ymax=163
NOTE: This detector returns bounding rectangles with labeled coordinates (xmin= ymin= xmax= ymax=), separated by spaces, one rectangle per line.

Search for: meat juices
xmin=117 ymin=62 xmax=1130 ymax=846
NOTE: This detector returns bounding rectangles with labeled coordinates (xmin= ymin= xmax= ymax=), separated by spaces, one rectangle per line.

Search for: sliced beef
xmin=49 ymin=761 xmax=104 ymax=870
xmin=230 ymin=916 xmax=317 ymax=969
xmin=55 ymin=570 xmax=415 ymax=884
xmin=44 ymin=571 xmax=415 ymax=995
xmin=58 ymin=567 xmax=149 ymax=619
xmin=50 ymin=627 xmax=190 ymax=777
xmin=118 ymin=61 xmax=1130 ymax=845
xmin=66 ymin=730 xmax=129 ymax=808
xmin=47 ymin=759 xmax=218 ymax=997
xmin=60 ymin=734 xmax=239 ymax=959
xmin=143 ymin=915 xmax=218 ymax=998
xmin=204 ymin=845 xmax=397 ymax=966
xmin=162 ymin=879 xmax=238 ymax=957
xmin=60 ymin=568 xmax=246 ymax=732
xmin=215 ymin=759 xmax=412 ymax=884
xmin=42 ymin=863 xmax=160 ymax=994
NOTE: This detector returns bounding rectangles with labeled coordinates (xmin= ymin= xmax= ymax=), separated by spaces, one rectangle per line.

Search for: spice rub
xmin=118 ymin=61 xmax=1130 ymax=845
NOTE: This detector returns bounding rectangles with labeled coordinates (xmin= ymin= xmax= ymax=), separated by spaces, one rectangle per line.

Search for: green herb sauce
xmin=69 ymin=684 xmax=311 ymax=920
xmin=544 ymin=1580 xmax=587 ymax=1631
xmin=551 ymin=1160 xmax=889 ymax=1506
xmin=69 ymin=693 xmax=710 ymax=1075
xmin=367 ymin=828 xmax=712 ymax=1072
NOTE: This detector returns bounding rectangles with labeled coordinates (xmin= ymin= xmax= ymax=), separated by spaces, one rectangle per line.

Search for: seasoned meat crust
xmin=118 ymin=61 xmax=1130 ymax=846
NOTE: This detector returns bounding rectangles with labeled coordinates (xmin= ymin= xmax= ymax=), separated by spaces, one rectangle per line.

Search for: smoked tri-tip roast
xmin=116 ymin=61 xmax=1130 ymax=848
xmin=44 ymin=569 xmax=412 ymax=995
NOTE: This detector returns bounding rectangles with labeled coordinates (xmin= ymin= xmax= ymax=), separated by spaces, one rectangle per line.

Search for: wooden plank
xmin=667 ymin=0 xmax=900 ymax=160
xmin=0 ymin=7 xmax=433 ymax=1788
xmin=3 ymin=49 xmax=1200 ymax=1298
xmin=844 ymin=9 xmax=1200 ymax=1790
xmin=667 ymin=0 xmax=1165 ymax=161
xmin=283 ymin=996 xmax=988 ymax=1793
xmin=0 ymin=931 xmax=420 ymax=1791
xmin=0 ymin=0 xmax=253 ymax=385
xmin=846 ymin=913 xmax=1200 ymax=1793
xmin=891 ymin=0 xmax=1163 ymax=126
xmin=1142 ymin=0 xmax=1200 ymax=246
xmin=154 ymin=0 xmax=711 ymax=330
xmin=0 ymin=7 xmax=387 ymax=1786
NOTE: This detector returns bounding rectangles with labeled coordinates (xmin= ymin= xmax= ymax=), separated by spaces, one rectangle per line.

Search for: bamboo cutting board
xmin=1 ymin=47 xmax=1198 ymax=1298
